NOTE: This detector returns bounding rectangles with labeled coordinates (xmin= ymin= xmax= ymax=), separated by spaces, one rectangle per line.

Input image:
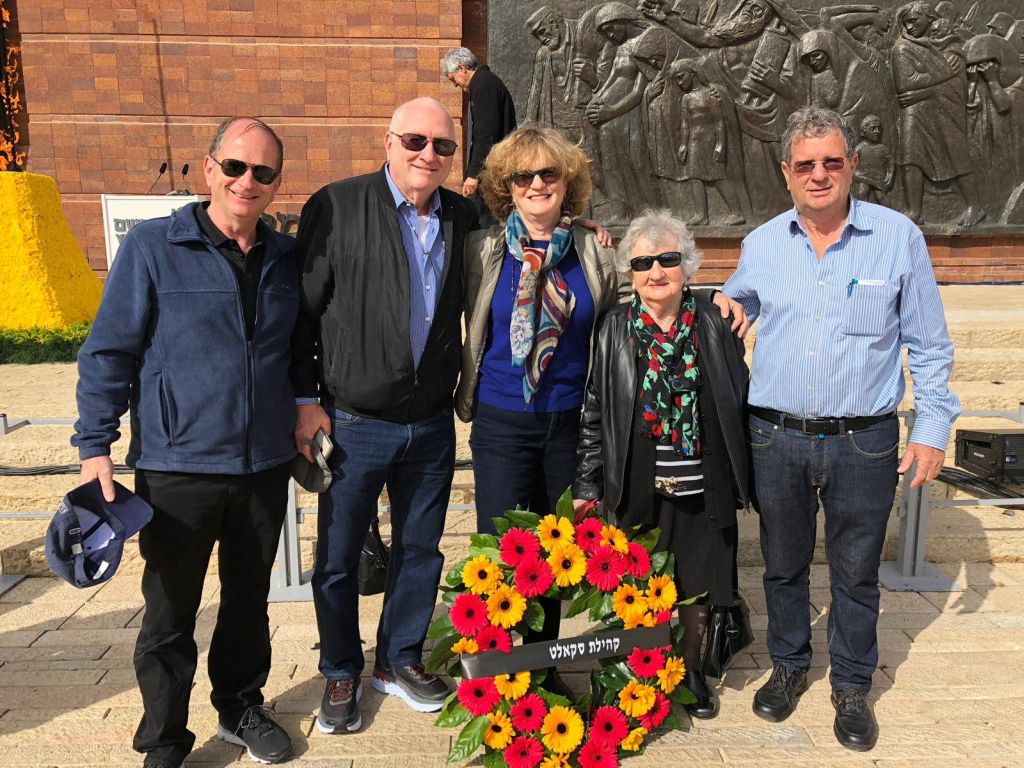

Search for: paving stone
xmin=0 ymin=645 xmax=109 ymax=663
xmin=0 ymin=667 xmax=105 ymax=687
xmin=33 ymin=627 xmax=141 ymax=647
xmin=0 ymin=684 xmax=142 ymax=709
xmin=304 ymin=730 xmax=451 ymax=756
xmin=61 ymin=601 xmax=144 ymax=630
xmin=0 ymin=630 xmax=44 ymax=647
xmin=884 ymin=651 xmax=1024 ymax=687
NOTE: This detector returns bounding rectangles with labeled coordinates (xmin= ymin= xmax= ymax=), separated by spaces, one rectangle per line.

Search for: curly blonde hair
xmin=480 ymin=125 xmax=593 ymax=221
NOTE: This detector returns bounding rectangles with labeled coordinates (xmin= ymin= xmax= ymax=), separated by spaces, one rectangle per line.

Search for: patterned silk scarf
xmin=507 ymin=210 xmax=576 ymax=402
xmin=628 ymin=289 xmax=701 ymax=457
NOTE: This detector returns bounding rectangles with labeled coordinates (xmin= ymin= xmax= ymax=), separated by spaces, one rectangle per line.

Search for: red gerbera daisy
xmin=627 ymin=646 xmax=665 ymax=678
xmin=514 ymin=557 xmax=554 ymax=598
xmin=500 ymin=527 xmax=542 ymax=568
xmin=575 ymin=517 xmax=603 ymax=555
xmin=639 ymin=692 xmax=671 ymax=730
xmin=625 ymin=541 xmax=652 ymax=579
xmin=449 ymin=592 xmax=489 ymax=637
xmin=654 ymin=610 xmax=673 ymax=625
xmin=578 ymin=739 xmax=619 ymax=768
xmin=475 ymin=625 xmax=513 ymax=653
xmin=585 ymin=546 xmax=628 ymax=592
xmin=503 ymin=735 xmax=544 ymax=768
xmin=509 ymin=692 xmax=547 ymax=732
xmin=589 ymin=705 xmax=630 ymax=748
xmin=457 ymin=677 xmax=501 ymax=717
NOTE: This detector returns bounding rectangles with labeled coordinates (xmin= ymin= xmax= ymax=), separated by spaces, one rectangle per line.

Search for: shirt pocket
xmin=841 ymin=281 xmax=899 ymax=337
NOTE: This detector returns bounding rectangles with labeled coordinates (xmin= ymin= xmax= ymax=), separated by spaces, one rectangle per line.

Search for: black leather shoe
xmin=540 ymin=668 xmax=574 ymax=701
xmin=682 ymin=668 xmax=719 ymax=719
xmin=217 ymin=704 xmax=292 ymax=763
xmin=372 ymin=663 xmax=450 ymax=712
xmin=832 ymin=689 xmax=878 ymax=751
xmin=752 ymin=665 xmax=808 ymax=722
xmin=317 ymin=679 xmax=362 ymax=734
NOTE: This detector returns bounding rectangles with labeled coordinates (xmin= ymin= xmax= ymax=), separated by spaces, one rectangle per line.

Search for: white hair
xmin=617 ymin=209 xmax=702 ymax=279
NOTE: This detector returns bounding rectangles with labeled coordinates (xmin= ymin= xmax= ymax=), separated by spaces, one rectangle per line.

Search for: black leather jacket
xmin=572 ymin=296 xmax=750 ymax=524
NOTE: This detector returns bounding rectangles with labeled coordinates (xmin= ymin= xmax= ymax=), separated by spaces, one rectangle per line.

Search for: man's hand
xmin=898 ymin=442 xmax=946 ymax=488
xmin=711 ymin=291 xmax=750 ymax=338
xmin=462 ymin=177 xmax=480 ymax=197
xmin=574 ymin=217 xmax=613 ymax=248
xmin=80 ymin=455 xmax=116 ymax=502
xmin=295 ymin=403 xmax=331 ymax=462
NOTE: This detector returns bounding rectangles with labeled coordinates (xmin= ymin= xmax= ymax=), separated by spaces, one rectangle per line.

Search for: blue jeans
xmin=749 ymin=413 xmax=899 ymax=693
xmin=312 ymin=407 xmax=455 ymax=681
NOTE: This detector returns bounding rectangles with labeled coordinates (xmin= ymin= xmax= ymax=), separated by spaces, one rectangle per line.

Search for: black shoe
xmin=217 ymin=705 xmax=292 ymax=764
xmin=832 ymin=689 xmax=878 ymax=752
xmin=317 ymin=679 xmax=363 ymax=734
xmin=371 ymin=663 xmax=450 ymax=712
xmin=539 ymin=668 xmax=574 ymax=701
xmin=142 ymin=761 xmax=181 ymax=768
xmin=682 ymin=668 xmax=719 ymax=720
xmin=752 ymin=665 xmax=808 ymax=722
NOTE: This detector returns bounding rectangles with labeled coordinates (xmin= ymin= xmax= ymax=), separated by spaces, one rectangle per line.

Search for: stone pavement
xmin=2 ymin=558 xmax=1023 ymax=768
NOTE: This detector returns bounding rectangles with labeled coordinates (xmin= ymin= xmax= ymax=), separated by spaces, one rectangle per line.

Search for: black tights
xmin=678 ymin=601 xmax=709 ymax=674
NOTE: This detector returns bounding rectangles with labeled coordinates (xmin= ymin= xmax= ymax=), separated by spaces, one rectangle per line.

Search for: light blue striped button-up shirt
xmin=722 ymin=198 xmax=961 ymax=451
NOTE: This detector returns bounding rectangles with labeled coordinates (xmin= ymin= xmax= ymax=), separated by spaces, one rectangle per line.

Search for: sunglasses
xmin=630 ymin=251 xmax=683 ymax=272
xmin=389 ymin=131 xmax=458 ymax=157
xmin=211 ymin=157 xmax=279 ymax=185
xmin=509 ymin=167 xmax=562 ymax=188
xmin=790 ymin=157 xmax=847 ymax=175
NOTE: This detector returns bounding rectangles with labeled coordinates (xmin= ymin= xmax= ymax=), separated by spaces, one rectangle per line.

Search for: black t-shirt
xmin=195 ymin=203 xmax=265 ymax=339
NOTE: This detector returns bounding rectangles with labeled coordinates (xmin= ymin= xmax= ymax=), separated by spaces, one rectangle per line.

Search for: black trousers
xmin=131 ymin=463 xmax=290 ymax=765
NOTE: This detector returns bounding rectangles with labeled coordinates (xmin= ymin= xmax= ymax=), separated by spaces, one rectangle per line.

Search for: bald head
xmin=389 ymin=98 xmax=455 ymax=137
xmin=385 ymin=98 xmax=457 ymax=213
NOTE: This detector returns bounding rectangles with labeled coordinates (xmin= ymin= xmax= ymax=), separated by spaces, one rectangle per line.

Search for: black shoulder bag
xmin=701 ymin=597 xmax=754 ymax=679
xmin=357 ymin=515 xmax=390 ymax=596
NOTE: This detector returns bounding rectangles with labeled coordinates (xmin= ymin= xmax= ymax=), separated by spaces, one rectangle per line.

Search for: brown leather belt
xmin=748 ymin=406 xmax=895 ymax=436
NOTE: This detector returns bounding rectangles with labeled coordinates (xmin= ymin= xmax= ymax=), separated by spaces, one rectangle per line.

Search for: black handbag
xmin=357 ymin=515 xmax=389 ymax=596
xmin=701 ymin=598 xmax=754 ymax=679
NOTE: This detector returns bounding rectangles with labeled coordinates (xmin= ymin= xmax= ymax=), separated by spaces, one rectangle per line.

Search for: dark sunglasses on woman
xmin=629 ymin=251 xmax=683 ymax=272
xmin=388 ymin=131 xmax=458 ymax=157
xmin=211 ymin=157 xmax=280 ymax=185
xmin=509 ymin=167 xmax=562 ymax=188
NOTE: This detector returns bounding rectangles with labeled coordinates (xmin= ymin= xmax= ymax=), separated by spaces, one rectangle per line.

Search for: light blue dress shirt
xmin=722 ymin=197 xmax=961 ymax=451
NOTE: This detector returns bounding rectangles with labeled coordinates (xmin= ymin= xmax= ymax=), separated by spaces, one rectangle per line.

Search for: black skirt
xmin=653 ymin=492 xmax=738 ymax=606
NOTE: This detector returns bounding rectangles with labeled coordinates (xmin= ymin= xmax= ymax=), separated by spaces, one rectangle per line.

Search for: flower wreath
xmin=427 ymin=491 xmax=697 ymax=768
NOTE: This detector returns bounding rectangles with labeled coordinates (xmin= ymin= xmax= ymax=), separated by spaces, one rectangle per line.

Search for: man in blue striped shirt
xmin=718 ymin=106 xmax=961 ymax=752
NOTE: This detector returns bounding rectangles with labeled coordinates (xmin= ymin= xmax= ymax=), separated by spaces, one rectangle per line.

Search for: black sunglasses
xmin=211 ymin=157 xmax=280 ymax=185
xmin=629 ymin=251 xmax=683 ymax=272
xmin=509 ymin=167 xmax=562 ymax=188
xmin=389 ymin=131 xmax=458 ymax=157
xmin=791 ymin=157 xmax=846 ymax=175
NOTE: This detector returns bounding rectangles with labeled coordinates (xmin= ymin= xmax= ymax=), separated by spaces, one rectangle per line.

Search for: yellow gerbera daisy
xmin=494 ymin=670 xmax=531 ymax=700
xmin=462 ymin=555 xmax=503 ymax=595
xmin=657 ymin=656 xmax=686 ymax=694
xmin=546 ymin=542 xmax=587 ymax=588
xmin=621 ymin=726 xmax=648 ymax=751
xmin=645 ymin=574 xmax=678 ymax=612
xmin=613 ymin=583 xmax=649 ymax=623
xmin=600 ymin=524 xmax=629 ymax=553
xmin=618 ymin=679 xmax=657 ymax=718
xmin=482 ymin=710 xmax=515 ymax=750
xmin=624 ymin=611 xmax=657 ymax=630
xmin=487 ymin=583 xmax=527 ymax=628
xmin=540 ymin=705 xmax=584 ymax=754
xmin=537 ymin=514 xmax=575 ymax=551
xmin=539 ymin=756 xmax=571 ymax=768
xmin=451 ymin=637 xmax=479 ymax=655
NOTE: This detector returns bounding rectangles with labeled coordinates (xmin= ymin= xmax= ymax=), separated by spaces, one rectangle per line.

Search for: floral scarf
xmin=628 ymin=289 xmax=701 ymax=456
xmin=507 ymin=210 xmax=576 ymax=402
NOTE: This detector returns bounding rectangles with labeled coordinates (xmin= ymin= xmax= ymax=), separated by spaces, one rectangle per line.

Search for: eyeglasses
xmin=629 ymin=251 xmax=683 ymax=272
xmin=211 ymin=157 xmax=280 ymax=185
xmin=509 ymin=167 xmax=562 ymax=188
xmin=388 ymin=131 xmax=458 ymax=157
xmin=790 ymin=157 xmax=847 ymax=175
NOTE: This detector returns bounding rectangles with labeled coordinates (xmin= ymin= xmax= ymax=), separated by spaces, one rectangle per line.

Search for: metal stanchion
xmin=268 ymin=480 xmax=314 ymax=602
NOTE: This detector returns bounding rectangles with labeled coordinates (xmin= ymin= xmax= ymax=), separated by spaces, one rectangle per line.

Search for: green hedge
xmin=0 ymin=324 xmax=91 ymax=363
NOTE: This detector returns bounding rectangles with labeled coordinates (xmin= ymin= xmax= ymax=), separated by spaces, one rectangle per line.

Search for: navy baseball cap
xmin=46 ymin=479 xmax=153 ymax=588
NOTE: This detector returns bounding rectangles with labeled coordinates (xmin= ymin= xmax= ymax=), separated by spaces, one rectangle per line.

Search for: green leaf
xmin=427 ymin=613 xmax=454 ymax=640
xmin=447 ymin=715 xmax=489 ymax=764
xmin=598 ymin=660 xmax=631 ymax=687
xmin=576 ymin=691 xmax=593 ymax=717
xmin=588 ymin=592 xmax=615 ymax=622
xmin=441 ymin=589 xmax=458 ymax=607
xmin=650 ymin=551 xmax=669 ymax=573
xmin=446 ymin=557 xmax=470 ymax=587
xmin=670 ymin=622 xmax=685 ymax=648
xmin=425 ymin=635 xmax=457 ymax=674
xmin=531 ymin=668 xmax=548 ymax=688
xmin=468 ymin=545 xmax=503 ymax=563
xmin=632 ymin=527 xmax=660 ymax=552
xmin=523 ymin=600 xmax=545 ymax=633
xmin=538 ymin=687 xmax=573 ymax=709
xmin=669 ymin=686 xmax=697 ymax=706
xmin=566 ymin=586 xmax=600 ymax=618
xmin=435 ymin=701 xmax=472 ymax=728
xmin=661 ymin=710 xmax=684 ymax=731
xmin=493 ymin=517 xmax=512 ymax=536
xmin=505 ymin=509 xmax=541 ymax=529
xmin=555 ymin=486 xmax=575 ymax=520
xmin=678 ymin=589 xmax=707 ymax=606
xmin=482 ymin=750 xmax=509 ymax=768
xmin=471 ymin=533 xmax=500 ymax=550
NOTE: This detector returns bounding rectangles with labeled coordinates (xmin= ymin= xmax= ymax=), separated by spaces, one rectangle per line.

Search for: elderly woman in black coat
xmin=573 ymin=209 xmax=750 ymax=719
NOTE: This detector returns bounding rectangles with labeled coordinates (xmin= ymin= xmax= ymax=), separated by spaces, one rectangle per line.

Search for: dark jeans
xmin=132 ymin=463 xmax=290 ymax=765
xmin=470 ymin=402 xmax=581 ymax=641
xmin=313 ymin=407 xmax=455 ymax=681
xmin=749 ymin=414 xmax=899 ymax=693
